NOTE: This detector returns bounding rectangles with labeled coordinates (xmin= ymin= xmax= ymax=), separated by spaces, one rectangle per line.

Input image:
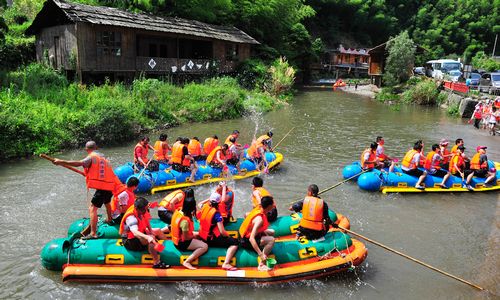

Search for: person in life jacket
xmin=196 ymin=195 xmax=239 ymax=271
xmin=401 ymin=142 xmax=427 ymax=190
xmin=188 ymin=137 xmax=206 ymax=160
xmin=170 ymin=196 xmax=208 ymax=270
xmin=206 ymin=143 xmax=229 ymax=171
xmin=450 ymin=138 xmax=470 ymax=169
xmin=375 ymin=136 xmax=395 ymax=172
xmin=153 ymin=133 xmax=171 ymax=163
xmin=449 ymin=145 xmax=466 ymax=182
xmin=226 ymin=136 xmax=245 ymax=174
xmin=250 ymin=177 xmax=278 ymax=222
xmin=53 ymin=141 xmax=119 ymax=239
xmin=470 ymin=104 xmax=482 ymax=129
xmin=171 ymin=138 xmax=198 ymax=182
xmin=464 ymin=146 xmax=496 ymax=190
xmin=257 ymin=131 xmax=273 ymax=151
xmin=438 ymin=139 xmax=452 ymax=170
xmin=239 ymin=196 xmax=276 ymax=271
xmin=203 ymin=135 xmax=219 ymax=156
xmin=289 ymin=184 xmax=334 ymax=240
xmin=119 ymin=197 xmax=169 ymax=269
xmin=134 ymin=136 xmax=155 ymax=170
xmin=361 ymin=142 xmax=382 ymax=170
xmin=110 ymin=176 xmax=139 ymax=224
xmin=248 ymin=136 xmax=270 ymax=172
xmin=225 ymin=130 xmax=240 ymax=145
xmin=424 ymin=144 xmax=451 ymax=189
xmin=158 ymin=188 xmax=193 ymax=224
xmin=197 ymin=182 xmax=235 ymax=225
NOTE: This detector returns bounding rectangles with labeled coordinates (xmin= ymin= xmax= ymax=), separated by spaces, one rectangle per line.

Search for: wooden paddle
xmin=40 ymin=154 xmax=85 ymax=176
xmin=338 ymin=226 xmax=485 ymax=291
xmin=272 ymin=126 xmax=296 ymax=151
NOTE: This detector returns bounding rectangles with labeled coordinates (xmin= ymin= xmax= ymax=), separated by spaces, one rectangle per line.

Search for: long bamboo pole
xmin=40 ymin=154 xmax=85 ymax=176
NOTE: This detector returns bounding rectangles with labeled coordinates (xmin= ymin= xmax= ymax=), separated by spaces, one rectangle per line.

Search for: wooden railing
xmin=136 ymin=57 xmax=236 ymax=73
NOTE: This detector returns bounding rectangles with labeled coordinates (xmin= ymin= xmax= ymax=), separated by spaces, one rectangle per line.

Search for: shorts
xmin=439 ymin=162 xmax=449 ymax=171
xmin=91 ymin=190 xmax=113 ymax=208
xmin=465 ymin=169 xmax=488 ymax=178
xmin=429 ymin=169 xmax=448 ymax=178
xmin=158 ymin=210 xmax=173 ymax=224
xmin=172 ymin=164 xmax=190 ymax=173
xmin=297 ymin=227 xmax=327 ymax=241
xmin=123 ymin=237 xmax=148 ymax=251
xmin=403 ymin=168 xmax=425 ymax=177
xmin=205 ymin=236 xmax=239 ymax=247
xmin=227 ymin=158 xmax=239 ymax=165
xmin=239 ymin=236 xmax=262 ymax=250
xmin=175 ymin=239 xmax=193 ymax=251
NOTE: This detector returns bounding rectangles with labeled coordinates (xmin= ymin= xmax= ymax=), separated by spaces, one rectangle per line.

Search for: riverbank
xmin=341 ymin=84 xmax=379 ymax=99
xmin=0 ymin=64 xmax=285 ymax=160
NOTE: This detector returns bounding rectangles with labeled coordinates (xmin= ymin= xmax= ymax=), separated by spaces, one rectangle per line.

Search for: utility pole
xmin=492 ymin=34 xmax=498 ymax=58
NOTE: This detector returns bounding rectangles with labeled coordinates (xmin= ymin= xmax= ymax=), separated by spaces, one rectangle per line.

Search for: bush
xmin=471 ymin=51 xmax=500 ymax=72
xmin=267 ymin=57 xmax=296 ymax=97
xmin=401 ymin=80 xmax=439 ymax=105
xmin=236 ymin=59 xmax=269 ymax=90
xmin=447 ymin=103 xmax=460 ymax=117
xmin=376 ymin=87 xmax=400 ymax=103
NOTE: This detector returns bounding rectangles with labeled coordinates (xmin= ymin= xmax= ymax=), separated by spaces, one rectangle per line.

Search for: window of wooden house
xmin=226 ymin=43 xmax=239 ymax=61
xmin=149 ymin=43 xmax=157 ymax=57
xmin=97 ymin=31 xmax=121 ymax=56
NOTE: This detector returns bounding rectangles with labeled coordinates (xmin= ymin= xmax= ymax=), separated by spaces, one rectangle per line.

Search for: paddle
xmin=137 ymin=158 xmax=153 ymax=179
xmin=338 ymin=226 xmax=485 ymax=291
xmin=39 ymin=154 xmax=85 ymax=176
xmin=272 ymin=126 xmax=296 ymax=151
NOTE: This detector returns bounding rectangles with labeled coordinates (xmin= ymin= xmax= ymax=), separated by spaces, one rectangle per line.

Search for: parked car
xmin=466 ymin=73 xmax=481 ymax=87
xmin=447 ymin=70 xmax=462 ymax=82
xmin=478 ymin=72 xmax=500 ymax=94
xmin=414 ymin=67 xmax=425 ymax=75
xmin=425 ymin=59 xmax=462 ymax=79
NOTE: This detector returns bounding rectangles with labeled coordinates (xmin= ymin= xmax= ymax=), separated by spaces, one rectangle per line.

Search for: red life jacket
xmin=360 ymin=148 xmax=376 ymax=169
xmin=119 ymin=206 xmax=150 ymax=239
xmin=197 ymin=203 xmax=221 ymax=241
xmin=218 ymin=189 xmax=234 ymax=218
xmin=84 ymin=151 xmax=117 ymax=191
xmin=134 ymin=143 xmax=149 ymax=164
xmin=110 ymin=184 xmax=136 ymax=212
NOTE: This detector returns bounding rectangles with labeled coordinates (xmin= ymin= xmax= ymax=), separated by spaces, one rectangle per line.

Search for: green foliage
xmin=383 ymin=31 xmax=415 ymax=86
xmin=447 ymin=103 xmax=460 ymax=117
xmin=235 ymin=59 xmax=269 ymax=90
xmin=0 ymin=64 xmax=277 ymax=160
xmin=376 ymin=87 xmax=400 ymax=103
xmin=267 ymin=57 xmax=296 ymax=97
xmin=0 ymin=16 xmax=7 ymax=43
xmin=471 ymin=51 xmax=500 ymax=72
xmin=401 ymin=80 xmax=439 ymax=105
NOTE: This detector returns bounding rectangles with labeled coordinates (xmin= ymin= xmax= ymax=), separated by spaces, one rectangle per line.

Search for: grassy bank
xmin=375 ymin=77 xmax=446 ymax=107
xmin=0 ymin=64 xmax=283 ymax=160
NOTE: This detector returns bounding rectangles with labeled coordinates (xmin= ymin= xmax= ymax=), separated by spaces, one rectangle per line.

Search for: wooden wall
xmin=36 ymin=24 xmax=76 ymax=70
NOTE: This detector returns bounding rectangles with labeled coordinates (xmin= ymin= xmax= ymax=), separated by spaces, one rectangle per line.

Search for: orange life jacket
xmin=203 ymin=137 xmax=218 ymax=156
xmin=299 ymin=196 xmax=325 ymax=231
xmin=225 ymin=134 xmax=238 ymax=145
xmin=110 ymin=184 xmax=136 ymax=212
xmin=134 ymin=143 xmax=149 ymax=164
xmin=197 ymin=203 xmax=221 ymax=241
xmin=251 ymin=187 xmax=271 ymax=207
xmin=441 ymin=148 xmax=450 ymax=164
xmin=171 ymin=142 xmax=190 ymax=166
xmin=119 ymin=206 xmax=150 ymax=239
xmin=470 ymin=153 xmax=487 ymax=170
xmin=360 ymin=149 xmax=376 ymax=169
xmin=257 ymin=135 xmax=270 ymax=144
xmin=451 ymin=145 xmax=459 ymax=154
xmin=218 ymin=189 xmax=234 ymax=218
xmin=449 ymin=154 xmax=464 ymax=174
xmin=170 ymin=210 xmax=194 ymax=246
xmin=153 ymin=141 xmax=168 ymax=160
xmin=402 ymin=149 xmax=419 ymax=169
xmin=247 ymin=141 xmax=263 ymax=158
xmin=239 ymin=206 xmax=269 ymax=239
xmin=424 ymin=151 xmax=441 ymax=171
xmin=206 ymin=146 xmax=226 ymax=164
xmin=159 ymin=189 xmax=185 ymax=212
xmin=188 ymin=139 xmax=202 ymax=157
xmin=84 ymin=152 xmax=117 ymax=191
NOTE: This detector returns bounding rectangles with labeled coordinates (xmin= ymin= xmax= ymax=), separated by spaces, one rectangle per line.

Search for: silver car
xmin=479 ymin=72 xmax=500 ymax=94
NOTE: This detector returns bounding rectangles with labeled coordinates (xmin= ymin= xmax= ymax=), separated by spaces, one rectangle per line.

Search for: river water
xmin=0 ymin=89 xmax=498 ymax=299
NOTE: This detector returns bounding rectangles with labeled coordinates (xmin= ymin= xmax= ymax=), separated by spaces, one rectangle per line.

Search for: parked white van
xmin=424 ymin=59 xmax=462 ymax=79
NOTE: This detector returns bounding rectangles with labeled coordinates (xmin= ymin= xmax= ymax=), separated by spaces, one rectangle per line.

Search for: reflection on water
xmin=0 ymin=89 xmax=498 ymax=299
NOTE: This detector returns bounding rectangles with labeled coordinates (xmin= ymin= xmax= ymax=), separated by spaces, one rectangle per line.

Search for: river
xmin=0 ymin=89 xmax=498 ymax=299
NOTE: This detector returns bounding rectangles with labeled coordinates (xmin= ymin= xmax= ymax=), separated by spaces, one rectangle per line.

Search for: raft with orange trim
xmin=41 ymin=230 xmax=367 ymax=283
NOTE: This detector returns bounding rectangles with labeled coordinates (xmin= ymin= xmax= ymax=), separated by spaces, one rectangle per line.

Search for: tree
xmin=384 ymin=31 xmax=416 ymax=86
xmin=0 ymin=16 xmax=7 ymax=45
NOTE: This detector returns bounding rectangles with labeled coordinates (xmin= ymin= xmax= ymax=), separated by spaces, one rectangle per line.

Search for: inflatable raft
xmin=66 ymin=210 xmax=351 ymax=240
xmin=342 ymin=161 xmax=500 ymax=193
xmin=42 ymin=231 xmax=367 ymax=283
xmin=114 ymin=152 xmax=283 ymax=194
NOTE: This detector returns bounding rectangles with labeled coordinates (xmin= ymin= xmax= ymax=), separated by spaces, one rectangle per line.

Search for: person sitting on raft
xmin=251 ymin=177 xmax=278 ymax=222
xmin=188 ymin=137 xmax=206 ymax=160
xmin=170 ymin=196 xmax=208 ymax=270
xmin=449 ymin=145 xmax=466 ymax=185
xmin=361 ymin=142 xmax=383 ymax=170
xmin=226 ymin=137 xmax=245 ymax=174
xmin=239 ymin=196 xmax=276 ymax=271
xmin=120 ymin=197 xmax=169 ymax=269
xmin=401 ymin=142 xmax=427 ymax=190
xmin=257 ymin=131 xmax=273 ymax=151
xmin=204 ymin=135 xmax=219 ymax=156
xmin=289 ymin=184 xmax=334 ymax=240
xmin=464 ymin=146 xmax=496 ymax=190
xmin=110 ymin=177 xmax=139 ymax=224
xmin=53 ymin=141 xmax=117 ymax=239
xmin=424 ymin=144 xmax=451 ymax=189
xmin=134 ymin=137 xmax=155 ymax=171
xmin=153 ymin=134 xmax=171 ymax=163
xmin=206 ymin=144 xmax=230 ymax=176
xmin=158 ymin=188 xmax=194 ymax=225
xmin=225 ymin=129 xmax=240 ymax=145
xmin=171 ymin=138 xmax=197 ymax=182
xmin=376 ymin=136 xmax=395 ymax=172
xmin=197 ymin=193 xmax=239 ymax=271
xmin=247 ymin=137 xmax=269 ymax=172
xmin=451 ymin=138 xmax=470 ymax=169
xmin=438 ymin=139 xmax=452 ymax=170
xmin=198 ymin=182 xmax=235 ymax=225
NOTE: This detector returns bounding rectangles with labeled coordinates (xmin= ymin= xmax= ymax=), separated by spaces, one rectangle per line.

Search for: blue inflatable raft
xmin=114 ymin=152 xmax=283 ymax=194
xmin=342 ymin=161 xmax=500 ymax=193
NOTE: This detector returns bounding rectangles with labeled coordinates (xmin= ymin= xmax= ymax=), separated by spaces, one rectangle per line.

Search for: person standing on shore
xmin=53 ymin=141 xmax=118 ymax=239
